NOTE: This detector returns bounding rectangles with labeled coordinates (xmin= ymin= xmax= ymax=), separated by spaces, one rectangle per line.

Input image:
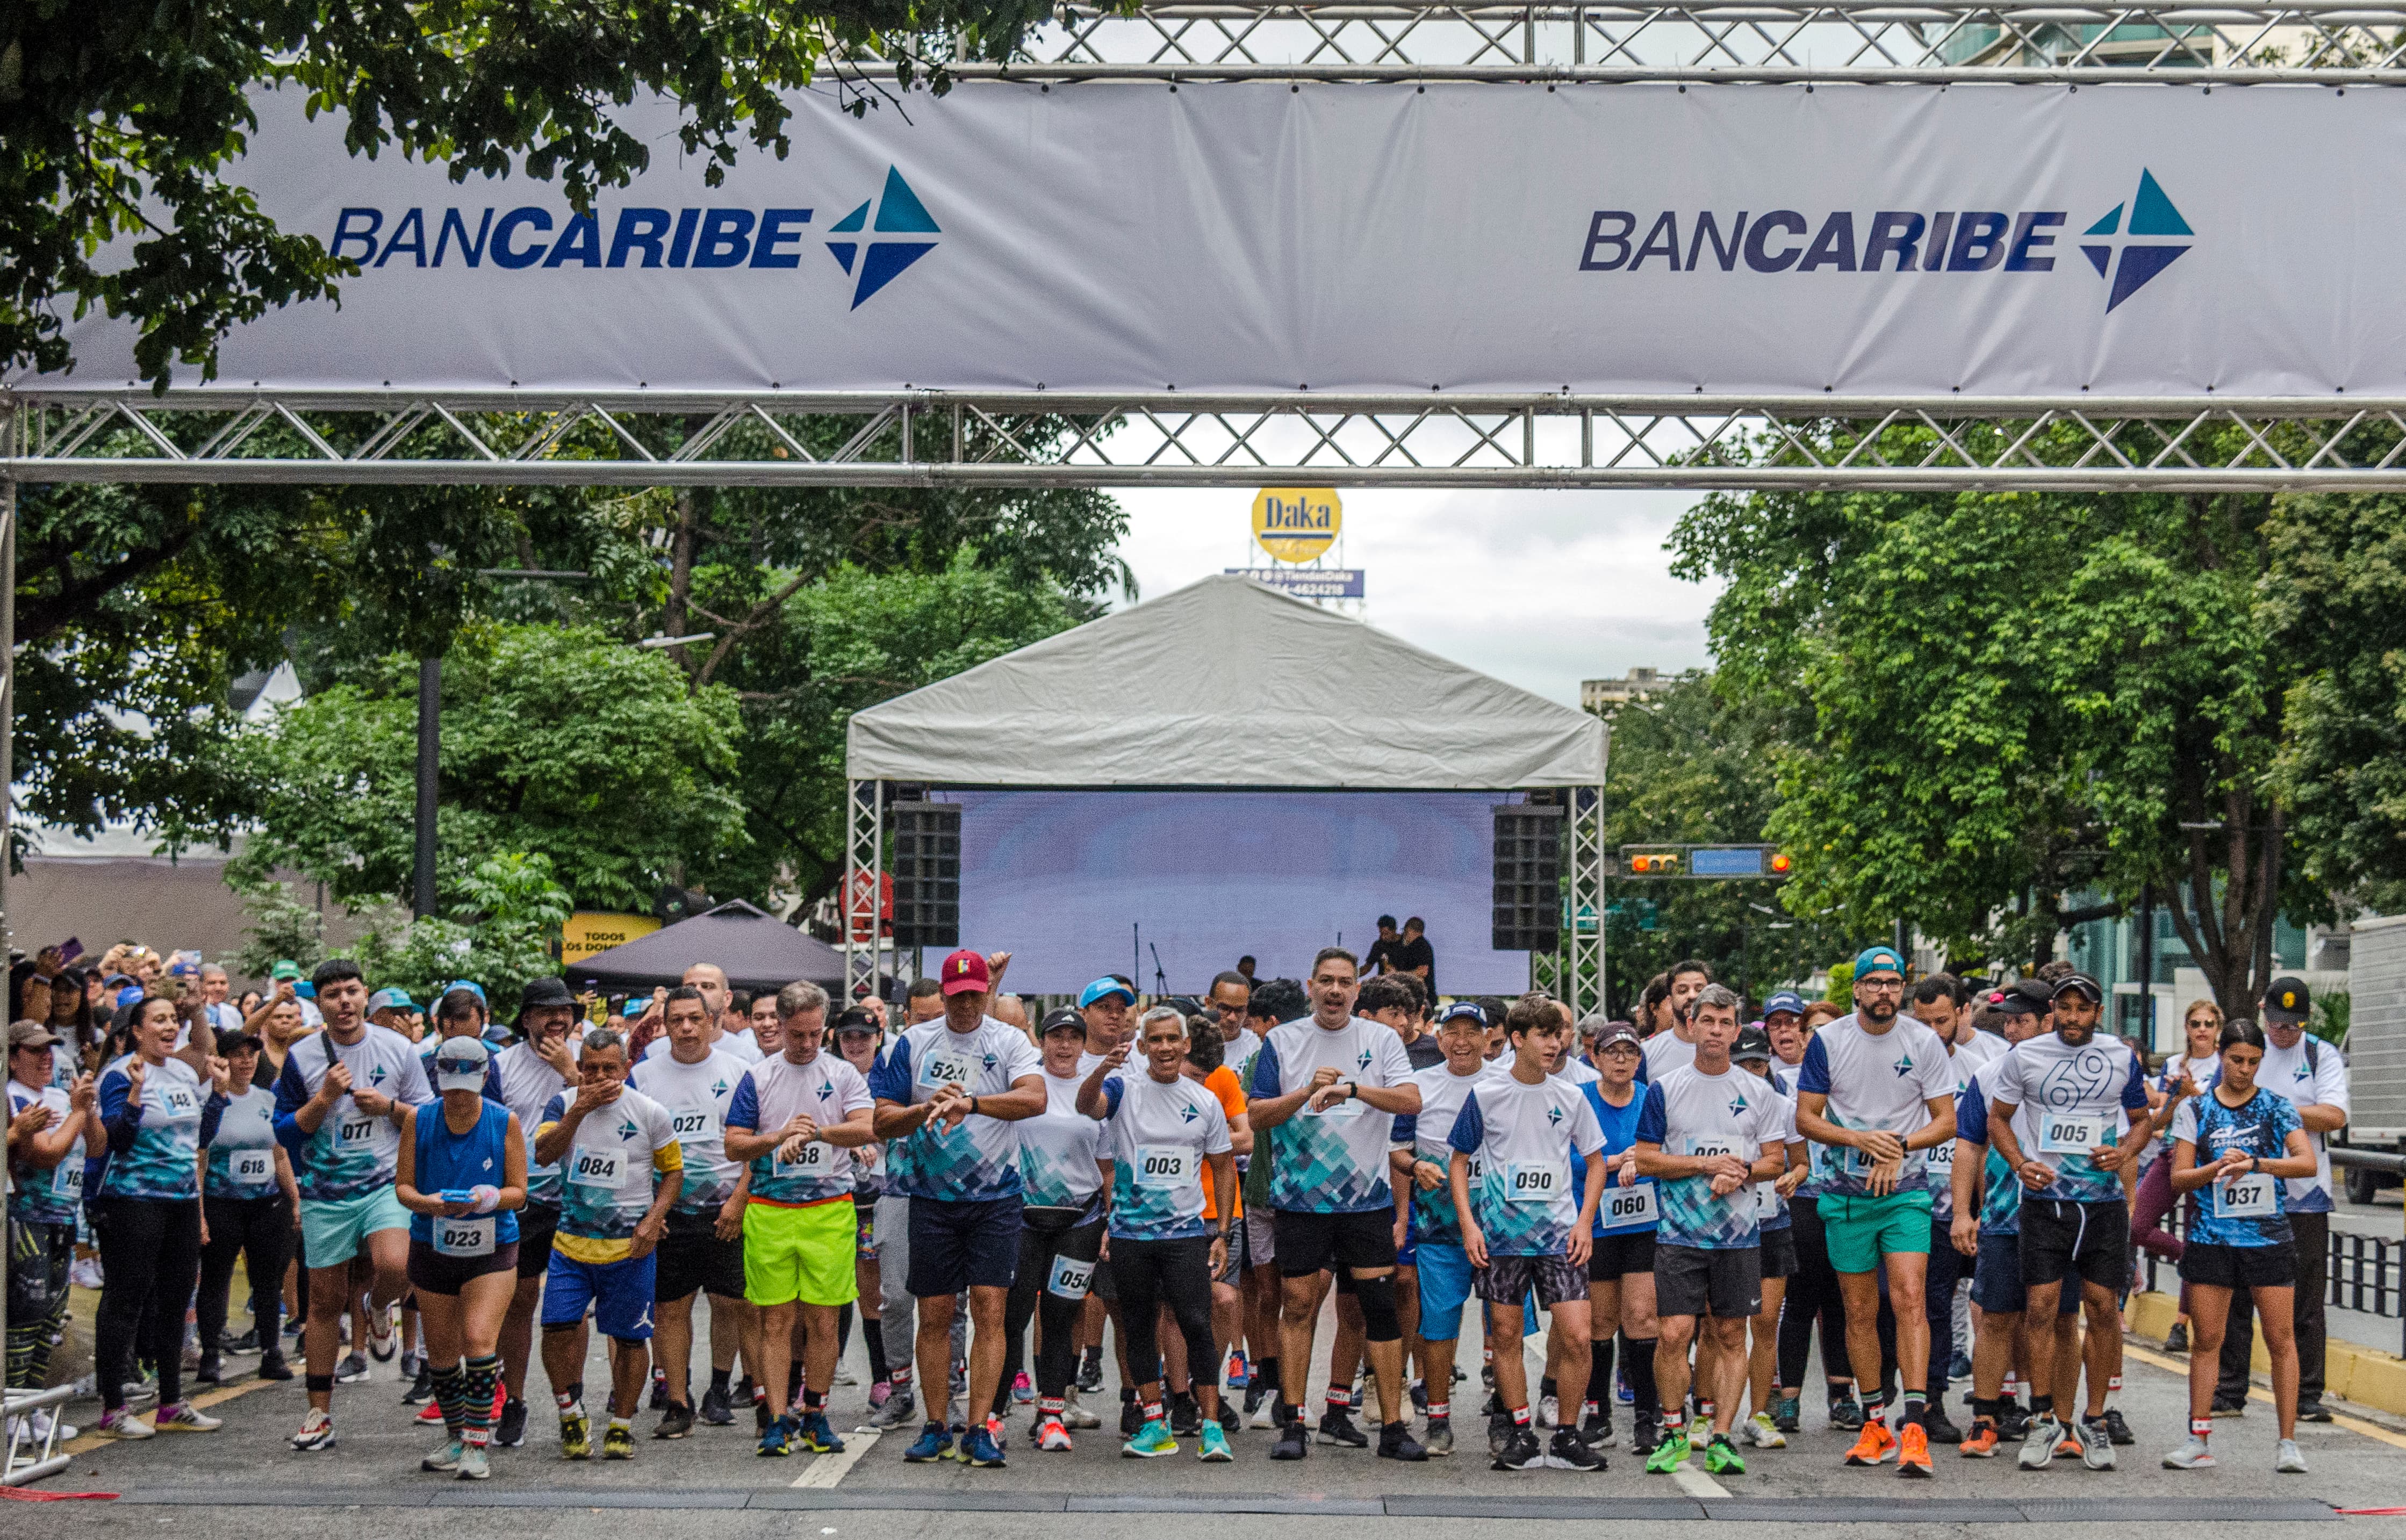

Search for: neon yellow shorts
xmin=742 ymin=1200 xmax=858 ymax=1308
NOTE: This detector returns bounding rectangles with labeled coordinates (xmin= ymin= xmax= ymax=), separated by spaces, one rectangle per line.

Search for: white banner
xmin=42 ymin=83 xmax=2404 ymax=397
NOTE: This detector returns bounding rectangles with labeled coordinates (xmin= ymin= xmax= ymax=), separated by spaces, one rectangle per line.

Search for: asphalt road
xmin=16 ymin=1300 xmax=2394 ymax=1539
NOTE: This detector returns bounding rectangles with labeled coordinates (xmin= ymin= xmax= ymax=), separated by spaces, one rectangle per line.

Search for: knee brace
xmin=1353 ymin=1272 xmax=1403 ymax=1343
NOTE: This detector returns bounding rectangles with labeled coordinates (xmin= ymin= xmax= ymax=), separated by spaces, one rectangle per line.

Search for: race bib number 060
xmin=1599 ymin=1185 xmax=1656 ymax=1230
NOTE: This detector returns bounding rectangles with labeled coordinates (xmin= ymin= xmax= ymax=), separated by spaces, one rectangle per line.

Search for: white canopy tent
xmin=842 ymin=574 xmax=1608 ymax=1008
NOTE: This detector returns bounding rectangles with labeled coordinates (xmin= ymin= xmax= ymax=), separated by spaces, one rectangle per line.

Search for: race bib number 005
xmin=2036 ymin=1113 xmax=2104 ymax=1156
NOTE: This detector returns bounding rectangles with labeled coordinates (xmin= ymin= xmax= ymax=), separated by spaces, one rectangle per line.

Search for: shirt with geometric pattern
xmin=1447 ymin=1071 xmax=1605 ymax=1257
xmin=868 ymin=1018 xmax=1044 ymax=1204
xmin=1987 ymin=1031 xmax=2148 ymax=1205
xmin=1795 ymin=1014 xmax=1956 ymax=1198
xmin=1249 ymin=1016 xmax=1415 ymax=1215
xmin=1635 ymin=1063 xmax=1783 ymax=1250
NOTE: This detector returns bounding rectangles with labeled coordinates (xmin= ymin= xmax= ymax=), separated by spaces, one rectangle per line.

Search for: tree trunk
xmin=2159 ymin=783 xmax=2284 ymax=1021
xmin=663 ymin=486 xmax=698 ymax=669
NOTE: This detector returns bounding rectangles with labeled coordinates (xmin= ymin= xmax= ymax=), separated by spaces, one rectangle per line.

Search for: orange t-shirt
xmin=1195 ymin=1065 xmax=1248 ymax=1222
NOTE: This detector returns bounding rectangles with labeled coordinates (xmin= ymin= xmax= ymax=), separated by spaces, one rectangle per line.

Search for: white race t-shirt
xmin=1249 ymin=1015 xmax=1416 ymax=1215
xmin=1796 ymin=1013 xmax=1957 ymax=1198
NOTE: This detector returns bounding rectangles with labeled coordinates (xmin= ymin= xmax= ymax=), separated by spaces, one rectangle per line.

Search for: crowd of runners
xmin=4 ymin=941 xmax=2345 ymax=1482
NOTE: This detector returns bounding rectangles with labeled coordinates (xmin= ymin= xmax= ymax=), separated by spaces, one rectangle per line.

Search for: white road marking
xmin=1669 ymin=1464 xmax=1729 ymax=1499
xmin=791 ymin=1428 xmax=880 ymax=1487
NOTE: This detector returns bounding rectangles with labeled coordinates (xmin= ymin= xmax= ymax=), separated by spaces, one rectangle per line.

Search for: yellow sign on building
xmin=1251 ymin=488 xmax=1341 ymax=564
xmin=562 ymin=911 xmax=661 ymax=966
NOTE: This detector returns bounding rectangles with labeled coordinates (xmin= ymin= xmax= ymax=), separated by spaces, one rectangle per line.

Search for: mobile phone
xmin=58 ymin=938 xmax=83 ymax=963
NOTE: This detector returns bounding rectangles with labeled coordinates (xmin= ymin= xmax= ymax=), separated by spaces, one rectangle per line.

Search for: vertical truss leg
xmin=845 ymin=778 xmax=885 ymax=1000
xmin=1575 ymin=783 xmax=1604 ymax=1018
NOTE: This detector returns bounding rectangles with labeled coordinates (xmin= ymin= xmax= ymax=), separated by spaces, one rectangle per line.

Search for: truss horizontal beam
xmin=8 ymin=390 xmax=2406 ymax=491
xmin=878 ymin=2 xmax=2406 ymax=82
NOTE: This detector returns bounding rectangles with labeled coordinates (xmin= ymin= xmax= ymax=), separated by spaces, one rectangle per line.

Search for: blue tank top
xmin=407 ymin=1099 xmax=520 ymax=1246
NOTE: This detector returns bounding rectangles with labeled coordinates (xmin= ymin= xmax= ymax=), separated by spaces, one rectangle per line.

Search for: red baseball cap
xmin=939 ymin=950 xmax=991 ymax=996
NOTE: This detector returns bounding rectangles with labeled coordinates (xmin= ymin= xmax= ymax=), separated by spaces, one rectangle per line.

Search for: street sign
xmin=1620 ymin=844 xmax=1792 ymax=879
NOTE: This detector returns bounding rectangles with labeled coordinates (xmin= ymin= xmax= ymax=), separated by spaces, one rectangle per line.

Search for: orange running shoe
xmin=1844 ymin=1420 xmax=1898 ymax=1466
xmin=1897 ymin=1420 xmax=1932 ymax=1478
xmin=1959 ymin=1419 xmax=2002 ymax=1458
xmin=2055 ymin=1423 xmax=2084 ymax=1459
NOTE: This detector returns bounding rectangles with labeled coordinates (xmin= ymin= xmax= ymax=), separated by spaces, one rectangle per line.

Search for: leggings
xmin=1777 ymin=1195 xmax=1852 ymax=1390
xmin=6 ymin=1218 xmax=74 ymax=1389
xmin=1111 ymin=1234 xmax=1218 ymax=1398
xmin=94 ymin=1196 xmax=204 ymax=1412
xmin=198 ymin=1193 xmax=295 ymax=1355
xmin=999 ymin=1211 xmax=1105 ymax=1410
xmin=2129 ymin=1152 xmax=2193 ymax=1316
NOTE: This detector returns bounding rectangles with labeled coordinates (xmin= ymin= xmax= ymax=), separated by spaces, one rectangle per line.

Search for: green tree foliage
xmin=1672 ymin=419 xmax=2311 ymax=1016
xmin=2267 ymin=492 xmax=2406 ymax=912
xmin=235 ymin=623 xmax=747 ymax=912
xmin=347 ymin=852 xmax=574 ymax=1017
xmin=1599 ymin=673 xmax=1832 ymax=1010
xmin=6 ymin=0 xmax=1046 ymax=388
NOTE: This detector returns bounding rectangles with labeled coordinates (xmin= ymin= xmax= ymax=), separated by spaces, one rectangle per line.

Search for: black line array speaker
xmin=889 ymin=800 xmax=960 ymax=950
xmin=1492 ymin=803 xmax=1563 ymax=952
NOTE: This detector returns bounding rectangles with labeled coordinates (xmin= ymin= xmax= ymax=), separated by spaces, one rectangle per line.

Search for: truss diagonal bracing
xmin=10 ymin=392 xmax=2406 ymax=491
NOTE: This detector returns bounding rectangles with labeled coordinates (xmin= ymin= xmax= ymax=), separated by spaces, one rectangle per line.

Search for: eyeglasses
xmin=1856 ymin=978 xmax=1905 ymax=992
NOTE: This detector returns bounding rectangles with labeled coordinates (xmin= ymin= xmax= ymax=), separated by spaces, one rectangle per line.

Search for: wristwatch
xmin=1339 ymin=1081 xmax=1358 ymax=1101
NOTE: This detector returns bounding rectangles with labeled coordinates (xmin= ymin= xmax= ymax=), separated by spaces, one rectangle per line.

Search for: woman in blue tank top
xmin=397 ymin=1035 xmax=527 ymax=1481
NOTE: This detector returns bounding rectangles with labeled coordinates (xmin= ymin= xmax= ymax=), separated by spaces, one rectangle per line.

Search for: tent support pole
xmin=844 ymin=778 xmax=884 ymax=1001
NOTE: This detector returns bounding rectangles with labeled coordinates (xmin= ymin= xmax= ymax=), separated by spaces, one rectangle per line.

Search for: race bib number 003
xmin=570 ymin=1147 xmax=627 ymax=1189
xmin=1135 ymin=1145 xmax=1193 ymax=1190
xmin=1599 ymin=1184 xmax=1656 ymax=1230
xmin=2036 ymin=1113 xmax=2104 ymax=1156
xmin=2215 ymin=1173 xmax=2278 ymax=1219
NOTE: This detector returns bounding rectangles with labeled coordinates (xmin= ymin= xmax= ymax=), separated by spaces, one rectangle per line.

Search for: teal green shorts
xmin=300 ymin=1187 xmax=410 ymax=1269
xmin=1819 ymin=1190 xmax=1933 ymax=1275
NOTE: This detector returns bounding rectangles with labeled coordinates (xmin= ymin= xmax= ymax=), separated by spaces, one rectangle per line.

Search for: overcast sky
xmin=1109 ymin=487 xmax=1722 ymax=707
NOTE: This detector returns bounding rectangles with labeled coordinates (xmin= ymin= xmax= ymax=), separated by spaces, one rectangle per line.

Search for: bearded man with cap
xmin=1793 ymin=944 xmax=1959 ymax=1477
xmin=867 ymin=949 xmax=1047 ymax=1467
xmin=2214 ymin=975 xmax=2348 ymax=1422
xmin=1984 ymin=972 xmax=2151 ymax=1472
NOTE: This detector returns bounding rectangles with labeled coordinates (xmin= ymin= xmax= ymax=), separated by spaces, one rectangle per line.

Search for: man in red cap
xmin=868 ymin=950 xmax=1046 ymax=1467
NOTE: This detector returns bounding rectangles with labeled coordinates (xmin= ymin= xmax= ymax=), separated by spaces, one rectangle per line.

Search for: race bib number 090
xmin=1505 ymin=1161 xmax=1564 ymax=1205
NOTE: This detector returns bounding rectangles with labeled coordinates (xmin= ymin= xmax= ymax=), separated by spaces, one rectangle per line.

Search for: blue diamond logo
xmin=2082 ymin=170 xmax=2193 ymax=313
xmin=825 ymin=167 xmax=939 ymax=309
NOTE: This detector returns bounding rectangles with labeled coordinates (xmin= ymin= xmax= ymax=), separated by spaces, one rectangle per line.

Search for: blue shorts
xmin=1397 ymin=1235 xmax=1419 ymax=1269
xmin=1413 ymin=1242 xmax=1474 ymax=1342
xmin=906 ymin=1194 xmax=1024 ymax=1296
xmin=1972 ymin=1230 xmax=2080 ymax=1316
xmin=542 ymin=1249 xmax=659 ymax=1342
xmin=299 ymin=1187 xmax=410 ymax=1270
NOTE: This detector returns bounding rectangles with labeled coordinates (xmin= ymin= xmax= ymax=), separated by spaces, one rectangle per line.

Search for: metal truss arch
xmin=11 ymin=390 xmax=2406 ymax=491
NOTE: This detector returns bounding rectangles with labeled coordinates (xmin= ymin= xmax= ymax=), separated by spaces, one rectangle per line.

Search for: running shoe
xmin=414 ymin=1401 xmax=445 ymax=1426
xmin=1377 ymin=1421 xmax=1429 ymax=1462
xmin=649 ymin=1368 xmax=670 ymax=1411
xmin=2164 ymin=1321 xmax=2190 ymax=1353
xmin=1270 ymin=1413 xmax=1309 ymax=1461
xmin=1012 ymin=1371 xmax=1035 ymax=1405
xmin=791 ymin=1411 xmax=838 ymax=1453
xmin=1616 ymin=1366 xmax=1633 ymax=1405
xmin=1170 ymin=1392 xmax=1203 ymax=1436
xmin=1217 ymin=1401 xmax=1240 ymax=1436
xmin=98 ymin=1408 xmax=155 ymax=1441
xmin=335 ymin=1352 xmax=371 ymax=1384
xmin=655 ymin=1401 xmax=695 ymax=1440
xmin=2077 ymin=1417 xmax=2116 ymax=1469
xmin=2101 ymin=1408 xmax=2135 ymax=1446
xmin=1745 ymin=1411 xmax=1786 ymax=1449
xmin=1225 ymin=1348 xmax=1251 ymax=1390
xmin=1549 ymin=1427 xmax=1606 ymax=1472
xmin=1121 ymin=1392 xmax=1143 ymax=1437
xmin=757 ymin=1415 xmax=794 ymax=1457
xmin=194 ymin=1352 xmax=222 ymax=1386
xmin=1421 ymin=1417 xmax=1454 ymax=1458
xmin=1996 ymin=1402 xmax=2031 ymax=1440
xmin=1198 ymin=1422 xmax=1234 ymax=1462
xmin=154 ymin=1401 xmax=222 ymax=1433
xmin=1922 ymin=1404 xmax=1964 ymax=1445
xmin=2276 ymin=1438 xmax=2309 ymax=1473
xmin=2297 ymin=1398 xmax=2334 ymax=1424
xmin=1037 ymin=1416 xmax=1073 ymax=1452
xmin=400 ymin=1349 xmax=423 ymax=1381
xmin=903 ymin=1421 xmax=953 ymax=1462
xmin=422 ymin=1437 xmax=465 ymax=1472
xmin=1703 ymin=1434 xmax=1746 ymax=1476
xmin=404 ymin=1362 xmax=434 ymax=1404
xmin=457 ymin=1443 xmax=491 ymax=1480
xmin=290 ymin=1409 xmax=336 ymax=1451
xmin=964 ymin=1424 xmax=1008 ymax=1466
xmin=2209 ymin=1394 xmax=2248 ymax=1417
xmin=1845 ymin=1420 xmax=1898 ymax=1466
xmin=1689 ymin=1409 xmax=1712 ymax=1448
xmin=497 ymin=1398 xmax=528 ymax=1448
xmin=1960 ymin=1419 xmax=2002 ymax=1458
xmin=1582 ymin=1404 xmax=1614 ymax=1447
xmin=1770 ymin=1392 xmax=1800 ymax=1434
xmin=1064 ymin=1393 xmax=1101 ymax=1430
xmin=257 ymin=1350 xmax=293 ymax=1381
xmin=367 ymin=1306 xmax=398 ymax=1363
xmin=2016 ymin=1416 xmax=2057 ymax=1471
xmin=1491 ymin=1425 xmax=1543 ymax=1471
xmin=1318 ymin=1406 xmax=1368 ymax=1447
xmin=601 ymin=1421 xmax=636 ymax=1459
xmin=2055 ymin=1422 xmax=2084 ymax=1460
xmin=1948 ymin=1350 xmax=1973 ymax=1381
xmin=867 ymin=1387 xmax=917 ymax=1429
xmin=1897 ymin=1421 xmax=1931 ymax=1478
xmin=1828 ymin=1394 xmax=1864 ymax=1431
xmin=699 ymin=1383 xmax=735 ymax=1426
xmin=1410 ymin=1378 xmax=1428 ymax=1414
xmin=1539 ymin=1393 xmax=1560 ymax=1429
xmin=2161 ymin=1435 xmax=2214 ymax=1469
xmin=1124 ymin=1417 xmax=1178 ymax=1458
xmin=558 ymin=1409 xmax=591 ymax=1460
xmin=1629 ymin=1415 xmax=1664 ymax=1458
xmin=1643 ymin=1429 xmax=1691 ymax=1473
xmin=1246 ymin=1386 xmax=1278 ymax=1430
xmin=1078 ymin=1349 xmax=1104 ymax=1394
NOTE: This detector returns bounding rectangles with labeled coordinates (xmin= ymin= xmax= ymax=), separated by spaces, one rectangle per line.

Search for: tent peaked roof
xmin=846 ymin=573 xmax=1606 ymax=789
xmin=562 ymin=898 xmax=846 ymax=994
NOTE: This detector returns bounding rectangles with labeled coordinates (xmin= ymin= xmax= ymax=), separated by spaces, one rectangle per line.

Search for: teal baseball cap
xmin=1078 ymin=977 xmax=1137 ymax=1009
xmin=367 ymin=987 xmax=418 ymax=1014
xmin=1852 ymin=945 xmax=1906 ymax=979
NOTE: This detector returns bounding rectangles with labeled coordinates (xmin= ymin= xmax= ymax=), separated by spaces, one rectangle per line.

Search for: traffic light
xmin=1769 ymin=851 xmax=1793 ymax=875
xmin=1619 ymin=844 xmax=1792 ymax=879
xmin=1627 ymin=851 xmax=1682 ymax=875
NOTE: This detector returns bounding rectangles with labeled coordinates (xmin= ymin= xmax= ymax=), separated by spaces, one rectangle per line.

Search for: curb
xmin=2127 ymin=1289 xmax=2406 ymax=1422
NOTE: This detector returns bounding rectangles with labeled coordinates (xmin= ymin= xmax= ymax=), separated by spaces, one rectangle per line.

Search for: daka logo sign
xmin=1577 ymin=168 xmax=2192 ymax=314
xmin=326 ymin=166 xmax=940 ymax=311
